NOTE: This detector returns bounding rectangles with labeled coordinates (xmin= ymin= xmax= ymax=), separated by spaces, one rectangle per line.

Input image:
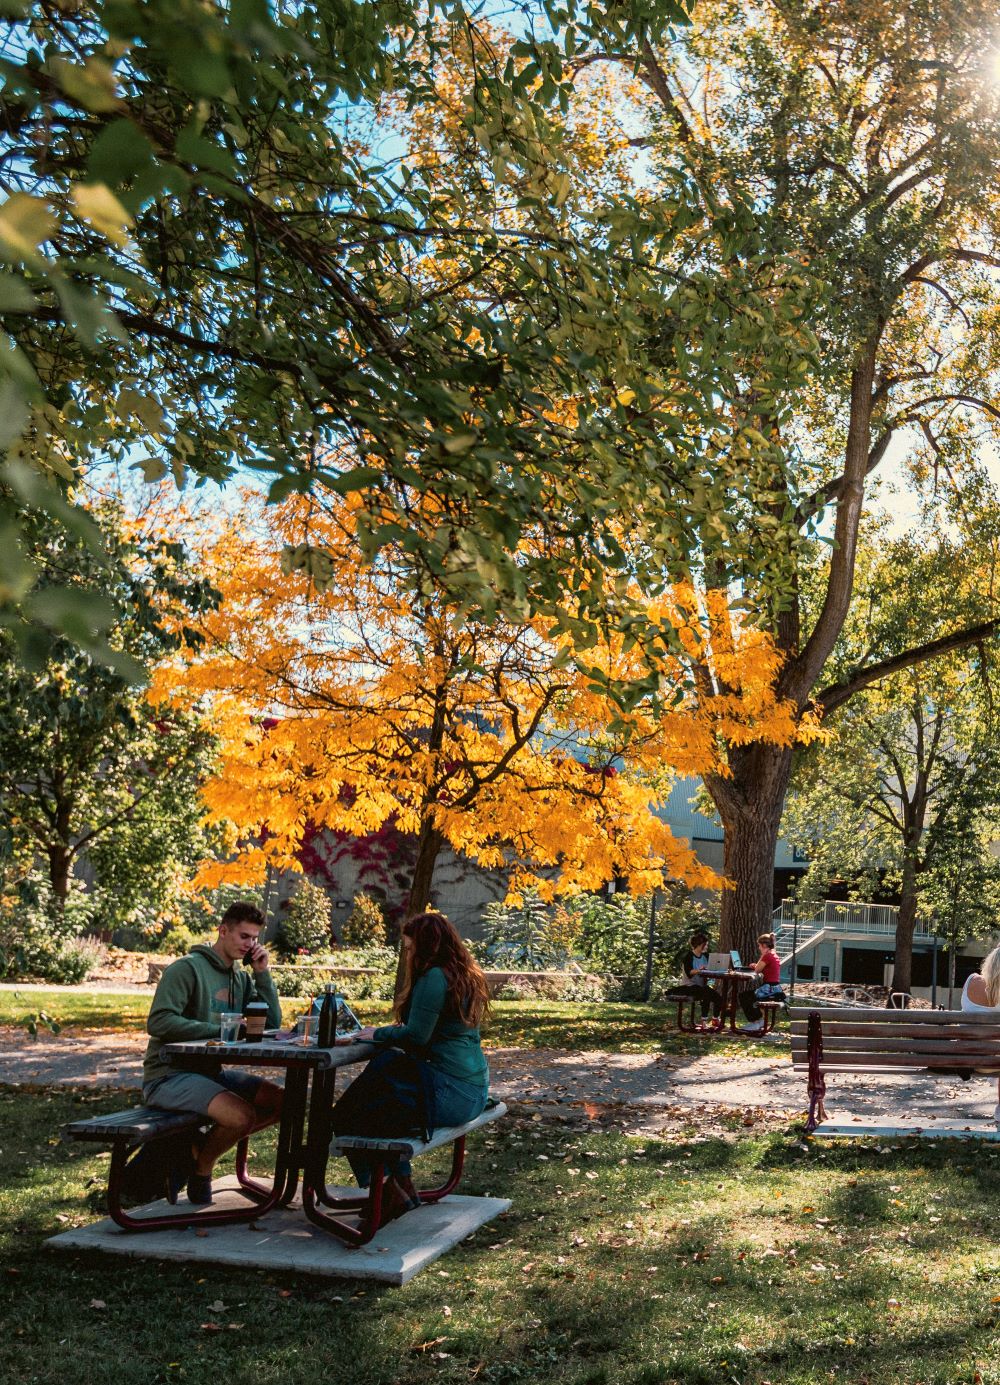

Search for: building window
xmin=796 ymin=963 xmax=814 ymax=980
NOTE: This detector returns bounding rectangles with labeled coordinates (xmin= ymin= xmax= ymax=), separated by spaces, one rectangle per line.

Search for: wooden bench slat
xmin=64 ymin=1107 xmax=204 ymax=1142
xmin=332 ymin=1101 xmax=507 ymax=1159
xmin=793 ymin=1052 xmax=1000 ymax=1069
xmin=789 ymin=1035 xmax=1000 ymax=1053
xmin=797 ymin=1064 xmax=1000 ymax=1076
xmin=791 ymin=1022 xmax=1000 ymax=1040
xmin=789 ymin=1007 xmax=1000 ymax=1024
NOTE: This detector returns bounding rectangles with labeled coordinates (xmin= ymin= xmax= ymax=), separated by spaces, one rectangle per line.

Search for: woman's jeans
xmin=332 ymin=1059 xmax=490 ymax=1184
xmin=740 ymin=982 xmax=785 ymax=1023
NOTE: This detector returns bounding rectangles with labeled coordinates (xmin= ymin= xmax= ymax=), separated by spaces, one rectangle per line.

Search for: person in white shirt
xmin=960 ymin=946 xmax=1000 ymax=1127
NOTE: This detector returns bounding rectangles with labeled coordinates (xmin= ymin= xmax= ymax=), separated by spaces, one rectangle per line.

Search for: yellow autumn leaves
xmin=149 ymin=491 xmax=825 ymax=905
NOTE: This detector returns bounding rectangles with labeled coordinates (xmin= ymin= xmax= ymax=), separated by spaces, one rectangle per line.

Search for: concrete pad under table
xmin=46 ymin=1176 xmax=511 ymax=1286
xmin=813 ymin=1120 xmax=1000 ymax=1141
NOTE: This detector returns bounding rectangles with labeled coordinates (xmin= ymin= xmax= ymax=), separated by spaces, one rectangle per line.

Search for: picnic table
xmin=158 ymin=1035 xmax=376 ymax=1233
xmin=65 ymin=1034 xmax=507 ymax=1245
xmin=675 ymin=969 xmax=779 ymax=1036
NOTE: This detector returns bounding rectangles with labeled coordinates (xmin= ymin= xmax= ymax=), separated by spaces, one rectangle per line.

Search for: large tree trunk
xmin=890 ymin=847 xmax=920 ymax=998
xmin=709 ymin=742 xmax=794 ymax=962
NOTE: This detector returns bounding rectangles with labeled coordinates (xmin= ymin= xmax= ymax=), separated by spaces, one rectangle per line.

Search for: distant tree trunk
xmin=47 ymin=841 xmax=72 ymax=905
xmin=891 ymin=846 xmax=920 ymax=998
xmin=47 ymin=793 xmax=74 ymax=908
xmin=708 ymin=742 xmax=793 ymax=962
xmin=393 ymin=818 xmax=446 ymax=1002
xmin=406 ymin=820 xmax=445 ymax=918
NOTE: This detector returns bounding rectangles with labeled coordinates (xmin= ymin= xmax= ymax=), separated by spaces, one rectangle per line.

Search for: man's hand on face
xmin=245 ymin=941 xmax=270 ymax=973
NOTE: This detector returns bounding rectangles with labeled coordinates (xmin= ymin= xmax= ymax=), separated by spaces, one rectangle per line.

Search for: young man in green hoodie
xmin=143 ymin=901 xmax=283 ymax=1204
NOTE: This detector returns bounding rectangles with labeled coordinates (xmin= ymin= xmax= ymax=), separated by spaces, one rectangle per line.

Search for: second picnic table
xmin=676 ymin=969 xmax=761 ymax=1035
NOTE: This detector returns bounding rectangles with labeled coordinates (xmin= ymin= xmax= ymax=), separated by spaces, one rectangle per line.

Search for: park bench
xmin=310 ymin=1100 xmax=509 ymax=1246
xmin=63 ymin=1106 xmax=261 ymax=1232
xmin=791 ymin=1007 xmax=1000 ymax=1136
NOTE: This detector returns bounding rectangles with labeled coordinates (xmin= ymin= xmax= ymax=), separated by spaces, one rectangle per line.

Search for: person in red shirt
xmin=739 ymin=932 xmax=785 ymax=1032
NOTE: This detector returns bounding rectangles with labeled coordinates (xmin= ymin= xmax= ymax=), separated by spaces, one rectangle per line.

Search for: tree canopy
xmin=155 ymin=493 xmax=823 ymax=911
xmin=1 ymin=0 xmax=733 ymax=659
xmin=782 ymin=532 xmax=1000 ymax=992
xmin=578 ymin=0 xmax=1000 ymax=953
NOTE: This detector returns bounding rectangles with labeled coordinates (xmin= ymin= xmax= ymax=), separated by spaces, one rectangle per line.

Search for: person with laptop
xmin=739 ymin=931 xmax=786 ymax=1033
xmin=676 ymin=931 xmax=724 ymax=1027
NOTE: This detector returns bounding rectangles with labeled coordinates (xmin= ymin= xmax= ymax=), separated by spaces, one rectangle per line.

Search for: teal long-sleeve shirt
xmin=373 ymin=966 xmax=489 ymax=1086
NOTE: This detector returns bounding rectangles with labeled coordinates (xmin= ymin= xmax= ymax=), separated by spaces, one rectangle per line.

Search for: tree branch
xmin=795 ymin=426 xmax=893 ymax=526
xmin=818 ymin=618 xmax=1000 ymax=716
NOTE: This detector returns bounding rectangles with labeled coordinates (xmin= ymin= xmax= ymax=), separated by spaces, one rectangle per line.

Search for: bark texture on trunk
xmin=47 ymin=841 xmax=72 ymax=904
xmin=709 ymin=743 xmax=794 ymax=963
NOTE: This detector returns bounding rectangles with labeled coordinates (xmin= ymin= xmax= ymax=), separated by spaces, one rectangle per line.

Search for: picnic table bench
xmin=308 ymin=1100 xmax=507 ymax=1245
xmin=791 ymin=1006 xmax=1000 ymax=1135
xmin=63 ymin=1105 xmax=263 ymax=1232
xmin=674 ymin=975 xmax=784 ymax=1036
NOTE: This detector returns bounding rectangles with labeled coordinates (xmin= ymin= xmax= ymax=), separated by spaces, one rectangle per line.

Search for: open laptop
xmin=308 ymin=994 xmax=363 ymax=1036
xmin=706 ymin=951 xmax=743 ymax=972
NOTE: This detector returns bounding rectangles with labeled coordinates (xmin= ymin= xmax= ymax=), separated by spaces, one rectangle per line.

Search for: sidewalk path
xmin=2 ymin=1028 xmax=998 ymax=1137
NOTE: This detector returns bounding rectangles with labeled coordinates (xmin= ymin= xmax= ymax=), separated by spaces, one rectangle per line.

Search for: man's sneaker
xmin=741 ymin=1019 xmax=765 ymax=1034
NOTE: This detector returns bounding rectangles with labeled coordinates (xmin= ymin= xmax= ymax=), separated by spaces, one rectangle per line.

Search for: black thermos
xmin=318 ymin=982 xmax=338 ymax=1047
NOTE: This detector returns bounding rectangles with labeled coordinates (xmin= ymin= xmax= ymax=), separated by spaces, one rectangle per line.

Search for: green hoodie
xmin=142 ymin=944 xmax=282 ymax=1089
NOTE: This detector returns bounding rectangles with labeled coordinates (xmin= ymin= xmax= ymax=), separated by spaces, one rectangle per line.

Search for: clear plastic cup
xmin=294 ymin=1014 xmax=318 ymax=1045
xmin=219 ymin=1011 xmax=243 ymax=1043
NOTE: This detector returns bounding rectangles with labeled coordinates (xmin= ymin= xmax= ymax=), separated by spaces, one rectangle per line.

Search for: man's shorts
xmin=143 ymin=1068 xmax=266 ymax=1117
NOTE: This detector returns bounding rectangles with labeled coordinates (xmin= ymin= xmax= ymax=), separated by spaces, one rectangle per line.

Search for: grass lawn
xmin=3 ymin=1086 xmax=1000 ymax=1385
xmin=0 ymin=991 xmax=781 ymax=1057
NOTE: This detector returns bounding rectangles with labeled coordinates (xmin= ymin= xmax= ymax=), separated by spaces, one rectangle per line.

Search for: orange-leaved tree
xmin=153 ymin=493 xmax=819 ymax=919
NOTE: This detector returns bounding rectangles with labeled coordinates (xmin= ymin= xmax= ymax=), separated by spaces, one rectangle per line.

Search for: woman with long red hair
xmin=331 ymin=911 xmax=491 ymax=1220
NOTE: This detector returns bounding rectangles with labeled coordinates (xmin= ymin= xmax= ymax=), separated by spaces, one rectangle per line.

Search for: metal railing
xmin=772 ymin=898 xmax=937 ymax=942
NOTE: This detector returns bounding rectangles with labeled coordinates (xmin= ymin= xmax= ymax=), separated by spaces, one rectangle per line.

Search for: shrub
xmin=158 ymin=924 xmax=213 ymax=957
xmin=491 ymin=972 xmax=607 ymax=1001
xmin=570 ymin=889 xmax=718 ymax=986
xmin=46 ymin=936 xmax=106 ymax=984
xmin=335 ymin=944 xmax=397 ymax=970
xmin=481 ymin=891 xmax=565 ymax=969
xmin=0 ymin=919 xmax=104 ymax=984
xmin=0 ymin=871 xmax=105 ymax=983
xmin=277 ymin=881 xmax=333 ymax=958
xmin=110 ymin=925 xmax=149 ymax=952
xmin=270 ymin=962 xmax=396 ymax=1002
xmin=557 ymin=974 xmax=607 ymax=1002
xmin=341 ymin=893 xmax=386 ymax=947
